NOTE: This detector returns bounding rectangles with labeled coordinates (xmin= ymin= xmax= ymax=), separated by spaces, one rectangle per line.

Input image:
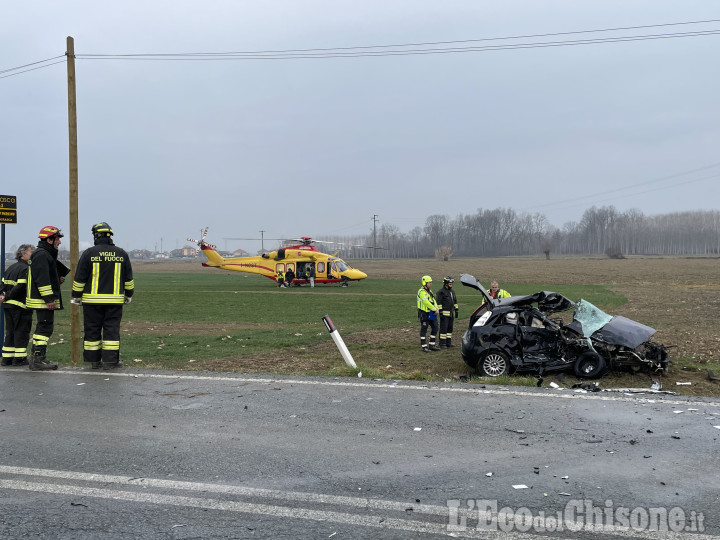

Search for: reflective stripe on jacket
xmin=27 ymin=242 xmax=68 ymax=310
xmin=1 ymin=260 xmax=29 ymax=309
xmin=72 ymin=239 xmax=134 ymax=305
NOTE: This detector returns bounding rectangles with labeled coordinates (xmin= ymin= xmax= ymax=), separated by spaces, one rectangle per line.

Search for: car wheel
xmin=574 ymin=351 xmax=607 ymax=379
xmin=479 ymin=350 xmax=509 ymax=377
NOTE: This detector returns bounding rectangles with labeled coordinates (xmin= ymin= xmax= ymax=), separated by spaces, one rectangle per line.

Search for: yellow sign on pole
xmin=0 ymin=195 xmax=17 ymax=224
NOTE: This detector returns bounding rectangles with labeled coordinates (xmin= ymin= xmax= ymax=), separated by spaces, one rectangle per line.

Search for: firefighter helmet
xmin=38 ymin=226 xmax=64 ymax=239
xmin=421 ymin=275 xmax=433 ymax=286
xmin=92 ymin=222 xmax=114 ymax=236
xmin=443 ymin=276 xmax=454 ymax=284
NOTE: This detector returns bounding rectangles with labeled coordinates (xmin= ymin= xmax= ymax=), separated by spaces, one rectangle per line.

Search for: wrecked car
xmin=459 ymin=273 xmax=670 ymax=379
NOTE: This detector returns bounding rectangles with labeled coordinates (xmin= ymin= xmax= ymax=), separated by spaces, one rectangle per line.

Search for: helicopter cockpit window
xmin=334 ymin=260 xmax=349 ymax=272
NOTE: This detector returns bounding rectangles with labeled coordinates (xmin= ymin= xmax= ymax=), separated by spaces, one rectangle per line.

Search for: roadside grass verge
xmin=39 ymin=267 xmax=720 ymax=396
xmin=46 ymin=272 xmax=623 ymax=373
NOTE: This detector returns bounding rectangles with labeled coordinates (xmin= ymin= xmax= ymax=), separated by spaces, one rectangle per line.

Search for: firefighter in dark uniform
xmin=71 ymin=222 xmax=134 ymax=369
xmin=0 ymin=244 xmax=34 ymax=366
xmin=436 ymin=276 xmax=459 ymax=349
xmin=26 ymin=226 xmax=70 ymax=371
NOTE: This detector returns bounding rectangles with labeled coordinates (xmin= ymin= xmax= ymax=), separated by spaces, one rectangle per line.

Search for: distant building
xmin=129 ymin=249 xmax=152 ymax=260
xmin=181 ymin=245 xmax=197 ymax=257
xmin=171 ymin=246 xmax=197 ymax=258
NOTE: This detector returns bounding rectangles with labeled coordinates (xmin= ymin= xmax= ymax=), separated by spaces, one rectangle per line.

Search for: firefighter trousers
xmin=82 ymin=304 xmax=123 ymax=365
xmin=32 ymin=309 xmax=55 ymax=347
xmin=2 ymin=306 xmax=32 ymax=363
xmin=439 ymin=315 xmax=454 ymax=345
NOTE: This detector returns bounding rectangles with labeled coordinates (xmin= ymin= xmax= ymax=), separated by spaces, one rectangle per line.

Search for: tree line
xmin=328 ymin=206 xmax=720 ymax=259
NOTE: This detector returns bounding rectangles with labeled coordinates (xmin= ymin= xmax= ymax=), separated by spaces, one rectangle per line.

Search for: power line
xmin=545 ymin=173 xmax=720 ymax=215
xmin=521 ymin=164 xmax=720 ymax=215
xmin=75 ymin=21 xmax=720 ymax=60
xmin=3 ymin=20 xmax=718 ymax=81
xmin=0 ymin=55 xmax=65 ymax=74
xmin=523 ymin=162 xmax=720 ymax=213
xmin=0 ymin=56 xmax=65 ymax=79
xmin=82 ymin=18 xmax=720 ymax=57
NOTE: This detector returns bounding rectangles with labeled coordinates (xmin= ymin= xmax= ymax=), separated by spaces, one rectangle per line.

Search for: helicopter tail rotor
xmin=187 ymin=226 xmax=216 ymax=256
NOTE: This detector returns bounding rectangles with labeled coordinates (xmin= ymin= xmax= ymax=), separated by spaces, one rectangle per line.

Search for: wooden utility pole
xmin=66 ymin=36 xmax=81 ymax=364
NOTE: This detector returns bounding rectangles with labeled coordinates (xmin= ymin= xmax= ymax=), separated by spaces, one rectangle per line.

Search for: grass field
xmin=43 ymin=255 xmax=720 ymax=397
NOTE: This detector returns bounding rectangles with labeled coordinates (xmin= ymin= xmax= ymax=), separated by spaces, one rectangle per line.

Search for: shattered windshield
xmin=574 ymin=299 xmax=613 ymax=337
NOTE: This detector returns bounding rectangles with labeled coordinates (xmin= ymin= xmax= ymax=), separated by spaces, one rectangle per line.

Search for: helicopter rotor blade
xmin=188 ymin=227 xmax=216 ymax=252
xmin=221 ymin=235 xmax=384 ymax=250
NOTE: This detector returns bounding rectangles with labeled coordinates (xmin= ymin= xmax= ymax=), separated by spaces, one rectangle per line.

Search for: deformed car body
xmin=459 ymin=273 xmax=670 ymax=379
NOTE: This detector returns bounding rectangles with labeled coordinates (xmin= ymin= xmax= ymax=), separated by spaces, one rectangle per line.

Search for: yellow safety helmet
xmin=421 ymin=275 xmax=433 ymax=286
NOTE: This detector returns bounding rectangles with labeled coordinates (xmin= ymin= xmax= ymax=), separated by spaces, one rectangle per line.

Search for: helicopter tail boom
xmin=199 ymin=244 xmax=226 ymax=267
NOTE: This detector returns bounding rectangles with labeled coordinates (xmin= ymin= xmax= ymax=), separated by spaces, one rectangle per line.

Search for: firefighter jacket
xmin=27 ymin=241 xmax=69 ymax=310
xmin=72 ymin=237 xmax=134 ymax=305
xmin=436 ymin=285 xmax=458 ymax=318
xmin=417 ymin=286 xmax=439 ymax=313
xmin=1 ymin=259 xmax=29 ymax=309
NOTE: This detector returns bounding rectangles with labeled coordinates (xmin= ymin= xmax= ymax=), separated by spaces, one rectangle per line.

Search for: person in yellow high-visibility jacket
xmin=481 ymin=280 xmax=512 ymax=306
xmin=417 ymin=275 xmax=440 ymax=353
xmin=488 ymin=280 xmax=511 ymax=300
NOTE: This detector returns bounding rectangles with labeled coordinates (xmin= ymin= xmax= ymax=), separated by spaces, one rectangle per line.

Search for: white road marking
xmin=0 ymin=465 xmax=448 ymax=515
xmin=0 ymin=478 xmax=459 ymax=536
xmin=35 ymin=369 xmax=720 ymax=408
xmin=0 ymin=466 xmax=714 ymax=539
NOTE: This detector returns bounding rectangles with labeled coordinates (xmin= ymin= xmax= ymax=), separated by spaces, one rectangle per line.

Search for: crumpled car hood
xmin=574 ymin=299 xmax=656 ymax=349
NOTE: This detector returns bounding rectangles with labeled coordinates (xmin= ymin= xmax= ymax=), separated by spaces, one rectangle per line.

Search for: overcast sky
xmin=2 ymin=1 xmax=719 ymax=253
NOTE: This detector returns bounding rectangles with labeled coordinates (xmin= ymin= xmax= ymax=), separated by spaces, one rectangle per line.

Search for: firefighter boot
xmin=446 ymin=338 xmax=454 ymax=348
xmin=13 ymin=355 xmax=30 ymax=366
xmin=439 ymin=338 xmax=447 ymax=350
xmin=29 ymin=345 xmax=58 ymax=371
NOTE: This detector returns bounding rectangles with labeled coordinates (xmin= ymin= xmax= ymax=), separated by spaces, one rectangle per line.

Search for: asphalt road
xmin=1 ymin=367 xmax=718 ymax=539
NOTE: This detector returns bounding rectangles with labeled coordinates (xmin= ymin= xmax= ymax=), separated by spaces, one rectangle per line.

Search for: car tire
xmin=574 ymin=351 xmax=607 ymax=379
xmin=479 ymin=350 xmax=510 ymax=377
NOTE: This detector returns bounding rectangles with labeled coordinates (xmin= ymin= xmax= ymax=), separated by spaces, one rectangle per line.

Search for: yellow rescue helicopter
xmin=187 ymin=228 xmax=368 ymax=286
